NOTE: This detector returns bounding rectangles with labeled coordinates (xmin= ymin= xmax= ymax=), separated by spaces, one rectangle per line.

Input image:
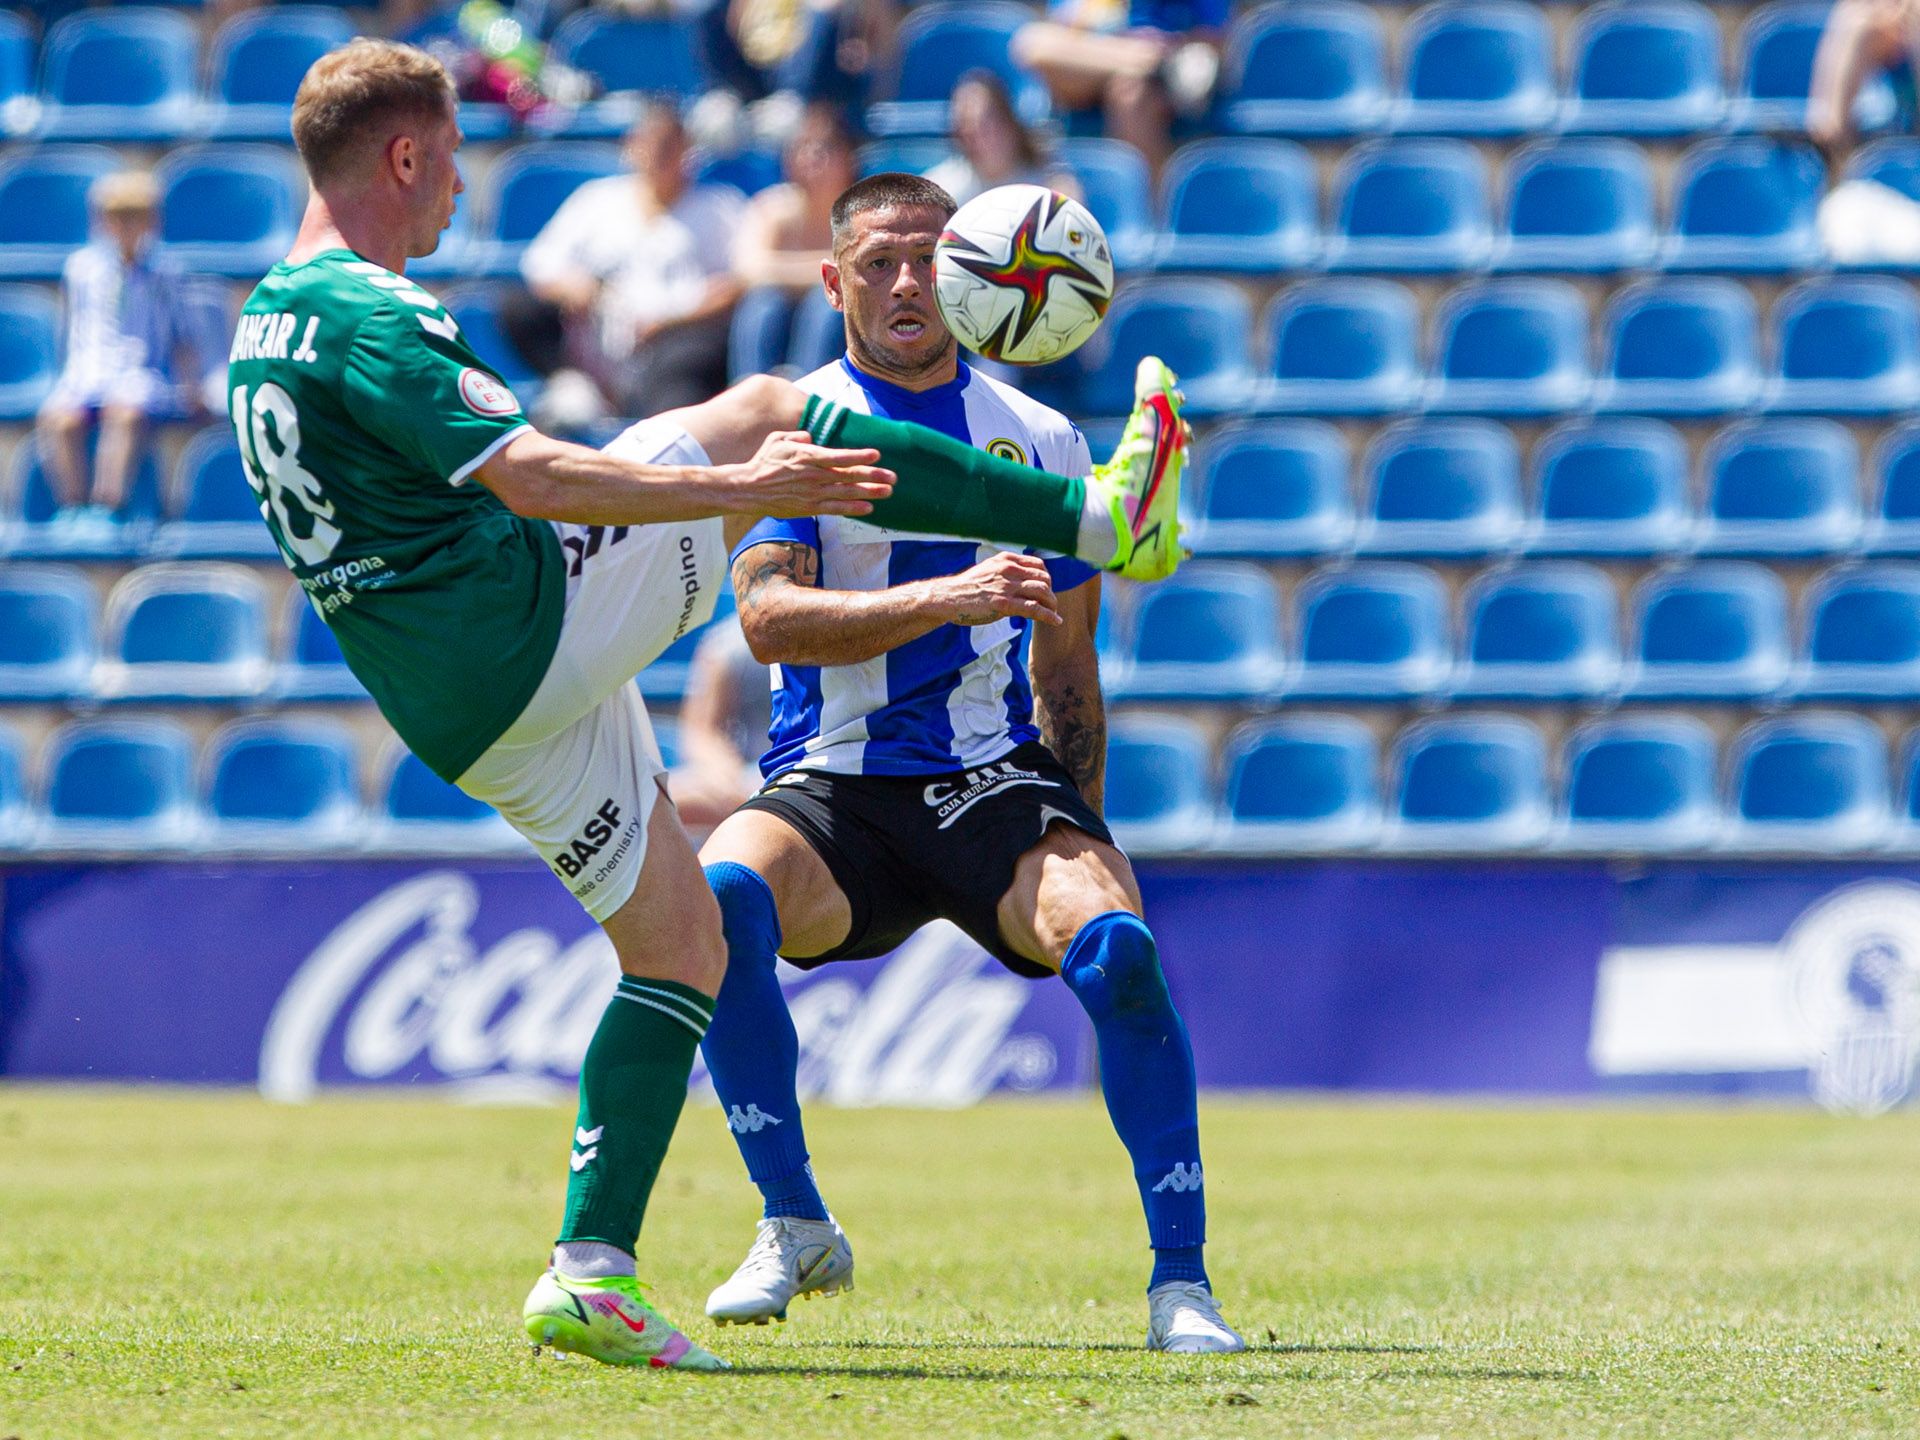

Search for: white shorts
xmin=455 ymin=418 xmax=728 ymax=922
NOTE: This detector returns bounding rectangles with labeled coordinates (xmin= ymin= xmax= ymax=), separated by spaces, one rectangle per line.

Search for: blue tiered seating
xmin=1563 ymin=0 xmax=1724 ymax=135
xmin=1871 ymin=427 xmax=1920 ymax=554
xmin=1623 ymin=563 xmax=1792 ymax=701
xmin=1112 ymin=562 xmax=1285 ymax=700
xmin=1262 ymin=279 xmax=1419 ymax=414
xmin=1155 ymin=139 xmax=1318 ymax=272
xmin=1726 ymin=714 xmax=1892 ymax=852
xmin=1453 ymin=562 xmax=1621 ymax=700
xmin=1559 ymin=716 xmax=1722 ymax=853
xmin=0 ymin=564 xmax=94 ymax=701
xmin=0 ymin=145 xmax=118 ymax=280
xmin=0 ymin=725 xmax=24 ymax=849
xmin=1103 ymin=715 xmax=1215 ymax=852
xmin=205 ymin=7 xmax=356 ymax=143
xmin=1426 ymin=278 xmax=1591 ymax=415
xmin=1768 ymin=278 xmax=1920 ymax=413
xmin=155 ymin=145 xmax=303 ymax=278
xmin=1528 ymin=419 xmax=1692 ymax=556
xmin=276 ymin=590 xmax=367 ymax=702
xmin=1795 ymin=567 xmax=1920 ymax=700
xmin=1733 ymin=1 xmax=1826 ymax=131
xmin=1494 ymin=139 xmax=1657 ymax=272
xmin=1219 ymin=0 xmax=1388 ymax=136
xmin=0 ymin=285 xmax=58 ymax=422
xmin=1385 ymin=713 xmax=1551 ymax=852
xmin=865 ymin=2 xmax=1043 ymax=137
xmin=1594 ymin=279 xmax=1762 ymax=415
xmin=1665 ymin=139 xmax=1823 ymax=272
xmin=1393 ymin=0 xmax=1556 ymax=136
xmin=203 ymin=717 xmax=360 ymax=848
xmin=94 ymin=564 xmax=272 ymax=703
xmin=1185 ymin=420 xmax=1355 ymax=557
xmin=1291 ymin=563 xmax=1452 ymax=700
xmin=1080 ymin=279 xmax=1254 ymax=416
xmin=38 ymin=8 xmax=201 ymax=142
xmin=1696 ymin=420 xmax=1863 ymax=556
xmin=1327 ymin=139 xmax=1492 ymax=271
xmin=5 ymin=433 xmax=163 ymax=558
xmin=39 ymin=717 xmax=198 ymax=849
xmin=1358 ymin=420 xmax=1524 ymax=556
xmin=1217 ymin=714 xmax=1381 ymax=852
xmin=152 ymin=430 xmax=276 ymax=562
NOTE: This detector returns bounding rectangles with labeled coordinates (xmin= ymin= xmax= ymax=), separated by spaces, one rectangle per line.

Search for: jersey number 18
xmin=231 ymin=381 xmax=343 ymax=566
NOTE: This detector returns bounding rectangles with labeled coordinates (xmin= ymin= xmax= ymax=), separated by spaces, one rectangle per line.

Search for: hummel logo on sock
xmin=572 ymin=1124 xmax=603 ymax=1171
xmin=1152 ymin=1162 xmax=1204 ymax=1194
xmin=576 ymin=1125 xmax=604 ymax=1146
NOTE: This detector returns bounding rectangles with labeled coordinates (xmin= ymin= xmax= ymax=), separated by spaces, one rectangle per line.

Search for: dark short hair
xmin=830 ymin=173 xmax=957 ymax=253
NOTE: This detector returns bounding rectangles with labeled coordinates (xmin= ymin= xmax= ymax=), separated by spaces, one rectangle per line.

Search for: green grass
xmin=2 ymin=1089 xmax=1918 ymax=1439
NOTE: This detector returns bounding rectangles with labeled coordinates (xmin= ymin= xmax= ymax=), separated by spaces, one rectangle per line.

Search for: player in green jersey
xmin=239 ymin=39 xmax=1190 ymax=1371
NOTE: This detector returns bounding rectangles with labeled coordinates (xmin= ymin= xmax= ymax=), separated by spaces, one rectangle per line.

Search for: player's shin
xmin=700 ymin=862 xmax=829 ymax=1222
xmin=1059 ymin=911 xmax=1210 ymax=1291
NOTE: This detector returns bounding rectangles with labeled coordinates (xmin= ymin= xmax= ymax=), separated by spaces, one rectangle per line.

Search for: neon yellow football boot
xmin=523 ymin=1271 xmax=730 ymax=1372
xmin=1087 ymin=355 xmax=1191 ymax=582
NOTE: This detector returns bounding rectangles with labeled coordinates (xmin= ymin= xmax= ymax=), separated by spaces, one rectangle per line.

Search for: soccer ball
xmin=934 ymin=184 xmax=1115 ymax=366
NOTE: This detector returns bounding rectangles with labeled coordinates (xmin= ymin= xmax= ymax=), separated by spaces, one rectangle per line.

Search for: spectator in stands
xmin=1808 ymin=0 xmax=1920 ymax=160
xmin=924 ymin=70 xmax=1077 ymax=205
xmin=693 ymin=0 xmax=899 ymax=134
xmin=670 ymin=619 xmax=774 ymax=832
xmin=505 ymin=99 xmax=745 ymax=423
xmin=1012 ymin=0 xmax=1223 ymax=173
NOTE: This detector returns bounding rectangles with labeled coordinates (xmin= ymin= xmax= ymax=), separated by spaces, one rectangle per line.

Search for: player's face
xmin=829 ymin=205 xmax=957 ymax=385
xmin=406 ymin=105 xmax=465 ymax=259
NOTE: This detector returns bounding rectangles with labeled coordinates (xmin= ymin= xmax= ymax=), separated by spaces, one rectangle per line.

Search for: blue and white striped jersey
xmin=733 ymin=356 xmax=1098 ymax=779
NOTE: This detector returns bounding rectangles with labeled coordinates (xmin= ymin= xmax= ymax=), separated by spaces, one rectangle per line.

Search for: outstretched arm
xmin=1029 ymin=577 xmax=1107 ymax=813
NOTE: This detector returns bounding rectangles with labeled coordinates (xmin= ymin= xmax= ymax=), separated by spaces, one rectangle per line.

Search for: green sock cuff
xmin=801 ymin=394 xmax=846 ymax=446
xmin=614 ymin=977 xmax=715 ymax=1038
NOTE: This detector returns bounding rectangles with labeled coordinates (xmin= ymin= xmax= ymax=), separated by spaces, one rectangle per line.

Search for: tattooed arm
xmin=1029 ymin=576 xmax=1107 ymax=813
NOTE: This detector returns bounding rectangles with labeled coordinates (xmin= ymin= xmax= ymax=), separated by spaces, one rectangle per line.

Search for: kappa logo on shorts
xmin=922 ymin=762 xmax=1052 ymax=830
xmin=552 ymin=799 xmax=640 ymax=880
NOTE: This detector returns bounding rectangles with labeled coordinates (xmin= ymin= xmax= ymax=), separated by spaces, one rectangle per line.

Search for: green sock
xmin=556 ymin=975 xmax=715 ymax=1252
xmin=804 ymin=394 xmax=1095 ymax=559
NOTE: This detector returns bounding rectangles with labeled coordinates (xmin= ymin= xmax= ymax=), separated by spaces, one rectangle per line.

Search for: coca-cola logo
xmin=258 ymin=872 xmax=1059 ymax=1105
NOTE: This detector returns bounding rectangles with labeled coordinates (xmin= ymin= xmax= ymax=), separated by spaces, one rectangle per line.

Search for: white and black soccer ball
xmin=934 ymin=184 xmax=1115 ymax=366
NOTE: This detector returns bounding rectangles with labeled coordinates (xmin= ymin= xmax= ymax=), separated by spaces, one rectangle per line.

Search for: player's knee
xmin=728 ymin=373 xmax=804 ymax=432
xmin=1060 ymin=911 xmax=1169 ymax=1018
xmin=680 ymin=885 xmax=730 ymax=992
xmin=705 ymin=860 xmax=784 ymax=966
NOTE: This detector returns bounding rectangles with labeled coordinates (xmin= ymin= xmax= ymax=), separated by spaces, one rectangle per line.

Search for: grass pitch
xmin=2 ymin=1090 xmax=1918 ymax=1439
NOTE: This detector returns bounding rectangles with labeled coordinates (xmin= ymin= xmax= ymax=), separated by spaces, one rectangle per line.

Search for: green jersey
xmin=228 ymin=249 xmax=564 ymax=781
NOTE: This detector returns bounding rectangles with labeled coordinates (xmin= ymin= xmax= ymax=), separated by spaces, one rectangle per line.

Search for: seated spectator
xmin=924 ymin=70 xmax=1077 ymax=206
xmin=504 ymin=100 xmax=745 ymax=423
xmin=695 ymin=0 xmax=899 ymax=128
xmin=670 ymin=619 xmax=773 ymax=833
xmin=1808 ymin=0 xmax=1920 ymax=161
xmin=1012 ymin=0 xmax=1223 ymax=174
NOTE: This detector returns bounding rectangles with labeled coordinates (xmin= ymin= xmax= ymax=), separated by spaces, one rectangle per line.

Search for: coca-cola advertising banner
xmin=4 ymin=860 xmax=1920 ymax=1114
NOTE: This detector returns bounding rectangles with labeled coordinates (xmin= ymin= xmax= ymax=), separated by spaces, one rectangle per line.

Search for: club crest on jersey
xmin=459 ymin=367 xmax=518 ymax=417
xmin=985 ymin=437 xmax=1027 ymax=465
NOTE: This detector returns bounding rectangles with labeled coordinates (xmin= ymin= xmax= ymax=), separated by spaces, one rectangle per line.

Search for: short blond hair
xmin=90 ymin=170 xmax=159 ymax=215
xmin=291 ymin=39 xmax=455 ymax=187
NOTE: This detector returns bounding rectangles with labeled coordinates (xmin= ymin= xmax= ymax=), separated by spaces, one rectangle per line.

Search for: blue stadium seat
xmin=0 ymin=564 xmax=95 ymax=701
xmin=1289 ymin=562 xmax=1452 ymax=699
xmin=1076 ymin=279 xmax=1254 ymax=416
xmin=1260 ymin=279 xmax=1420 ymax=414
xmin=1795 ymin=566 xmax=1920 ymax=699
xmin=1594 ymin=279 xmax=1762 ymax=415
xmin=1624 ymin=562 xmax=1791 ymax=700
xmin=203 ymin=717 xmax=360 ymax=847
xmin=150 ymin=428 xmax=276 ymax=561
xmin=1725 ymin=714 xmax=1891 ymax=851
xmin=154 ymin=145 xmax=302 ymax=277
xmin=40 ymin=717 xmax=197 ymax=847
xmin=1185 ymin=419 xmax=1355 ymax=556
xmin=1840 ymin=140 xmax=1920 ymax=217
xmin=1556 ymin=716 xmax=1721 ymax=852
xmin=1528 ymin=419 xmax=1694 ymax=556
xmin=1393 ymin=0 xmax=1556 ymax=135
xmin=1154 ymin=139 xmax=1318 ymax=272
xmin=38 ymin=8 xmax=201 ymax=142
xmin=374 ymin=743 xmax=520 ymax=853
xmin=1358 ymin=420 xmax=1524 ymax=555
xmin=1217 ymin=714 xmax=1381 ymax=851
xmin=1696 ymin=419 xmax=1863 ymax=555
xmin=855 ymin=137 xmax=948 ymax=178
xmin=1732 ymin=3 xmax=1827 ymax=131
xmin=276 ymin=589 xmax=367 ymax=702
xmin=0 ymin=13 xmax=29 ymax=140
xmin=1217 ymin=0 xmax=1389 ymax=136
xmin=865 ymin=2 xmax=1042 ymax=136
xmin=5 ymin=429 xmax=163 ymax=559
xmin=1059 ymin=139 xmax=1156 ymax=270
xmin=1896 ymin=737 xmax=1920 ymax=850
xmin=479 ymin=141 xmax=623 ymax=274
xmin=1426 ymin=279 xmax=1591 ymax=414
xmin=1454 ymin=562 xmax=1621 ymax=699
xmin=1493 ymin=139 xmax=1657 ymax=272
xmin=547 ymin=11 xmax=707 ymax=133
xmin=1870 ymin=425 xmax=1920 ymax=554
xmin=442 ymin=285 xmax=538 ymax=393
xmin=1665 ymin=140 xmax=1824 ymax=271
xmin=0 ymin=145 xmax=119 ymax=279
xmin=1103 ymin=715 xmax=1215 ymax=853
xmin=1327 ymin=139 xmax=1492 ymax=270
xmin=95 ymin=564 xmax=271 ymax=702
xmin=1111 ymin=562 xmax=1284 ymax=700
xmin=0 ymin=285 xmax=58 ymax=422
xmin=0 ymin=723 xmax=24 ymax=848
xmin=1768 ymin=278 xmax=1920 ymax=414
xmin=1563 ymin=0 xmax=1725 ymax=135
xmin=1385 ymin=714 xmax=1550 ymax=851
xmin=205 ymin=7 xmax=356 ymax=142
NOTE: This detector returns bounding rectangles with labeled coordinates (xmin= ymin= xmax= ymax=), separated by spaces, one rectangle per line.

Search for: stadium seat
xmin=1664 ymin=140 xmax=1823 ymax=271
xmin=39 ymin=717 xmax=198 ymax=848
xmin=1794 ymin=565 xmax=1920 ymax=699
xmin=1154 ymin=139 xmax=1319 ymax=272
xmin=865 ymin=2 xmax=1042 ymax=136
xmin=1358 ymin=420 xmax=1524 ymax=555
xmin=1260 ymin=279 xmax=1420 ymax=414
xmin=1594 ymin=279 xmax=1762 ymax=415
xmin=38 ymin=8 xmax=201 ymax=142
xmin=637 ymin=591 xmax=737 ymax=702
xmin=1869 ymin=425 xmax=1920 ymax=554
xmin=4 ymin=429 xmax=163 ymax=559
xmin=1556 ymin=716 xmax=1721 ymax=852
xmin=1059 ymin=139 xmax=1156 ymax=270
xmin=1076 ymin=279 xmax=1254 ymax=416
xmin=1725 ymin=714 xmax=1891 ymax=851
xmin=1216 ymin=0 xmax=1389 ymax=136
xmin=0 ymin=285 xmax=58 ymax=422
xmin=1528 ymin=418 xmax=1694 ymax=556
xmin=0 ymin=13 xmax=29 ymax=140
xmin=1563 ymin=0 xmax=1725 ymax=135
xmin=547 ymin=11 xmax=708 ymax=133
xmin=1696 ymin=419 xmax=1863 ymax=555
xmin=478 ymin=141 xmax=623 ymax=274
xmin=1732 ymin=2 xmax=1828 ymax=131
xmin=1393 ymin=0 xmax=1556 ymax=135
xmin=205 ymin=7 xmax=356 ymax=142
xmin=1767 ymin=278 xmax=1920 ymax=414
xmin=1385 ymin=714 xmax=1550 ymax=851
xmin=0 ymin=564 xmax=96 ymax=701
xmin=1453 ymin=562 xmax=1621 ymax=699
xmin=372 ymin=744 xmax=520 ymax=854
xmin=1840 ymin=140 xmax=1920 ymax=218
xmin=0 ymin=144 xmax=119 ymax=279
xmin=1623 ymin=562 xmax=1791 ymax=700
xmin=0 ymin=723 xmax=24 ymax=848
xmin=151 ymin=428 xmax=276 ymax=561
xmin=1326 ymin=139 xmax=1492 ymax=270
xmin=203 ymin=717 xmax=360 ymax=848
xmin=442 ymin=285 xmax=538 ymax=393
xmin=1426 ymin=279 xmax=1591 ymax=415
xmin=154 ymin=145 xmax=303 ymax=278
xmin=94 ymin=564 xmax=272 ymax=702
xmin=276 ymin=588 xmax=367 ymax=702
xmin=1493 ymin=139 xmax=1658 ymax=272
xmin=1185 ymin=419 xmax=1355 ymax=556
xmin=1110 ymin=562 xmax=1284 ymax=700
xmin=1102 ymin=715 xmax=1215 ymax=853
xmin=1216 ymin=714 xmax=1381 ymax=851
xmin=1289 ymin=562 xmax=1452 ymax=699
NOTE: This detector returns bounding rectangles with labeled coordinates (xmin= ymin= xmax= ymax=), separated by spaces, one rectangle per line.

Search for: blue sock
xmin=1059 ymin=911 xmax=1209 ymax=1292
xmin=699 ymin=861 xmax=829 ymax=1222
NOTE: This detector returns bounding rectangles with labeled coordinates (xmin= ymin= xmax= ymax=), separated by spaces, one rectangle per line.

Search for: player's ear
xmin=822 ymin=257 xmax=845 ymax=313
xmin=387 ymin=133 xmax=416 ymax=186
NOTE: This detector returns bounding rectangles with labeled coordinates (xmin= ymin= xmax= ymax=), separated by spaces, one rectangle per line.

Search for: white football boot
xmin=705 ymin=1216 xmax=855 ymax=1325
xmin=1146 ymin=1281 xmax=1248 ymax=1354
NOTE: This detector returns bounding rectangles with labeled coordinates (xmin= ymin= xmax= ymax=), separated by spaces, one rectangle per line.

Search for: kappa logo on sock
xmin=726 ymin=1103 xmax=783 ymax=1134
xmin=1152 ymin=1162 xmax=1204 ymax=1194
xmin=571 ymin=1124 xmax=603 ymax=1171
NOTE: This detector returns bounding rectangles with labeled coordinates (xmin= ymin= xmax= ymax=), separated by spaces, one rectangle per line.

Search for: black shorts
xmin=738 ymin=741 xmax=1116 ymax=979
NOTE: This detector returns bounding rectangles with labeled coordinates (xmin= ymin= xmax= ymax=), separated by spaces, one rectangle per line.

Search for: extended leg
xmin=92 ymin=404 xmax=146 ymax=512
xmin=36 ymin=403 xmax=89 ymax=511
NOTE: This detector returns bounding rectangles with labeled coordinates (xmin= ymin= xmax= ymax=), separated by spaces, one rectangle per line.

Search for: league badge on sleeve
xmin=459 ymin=367 xmax=519 ymax=417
